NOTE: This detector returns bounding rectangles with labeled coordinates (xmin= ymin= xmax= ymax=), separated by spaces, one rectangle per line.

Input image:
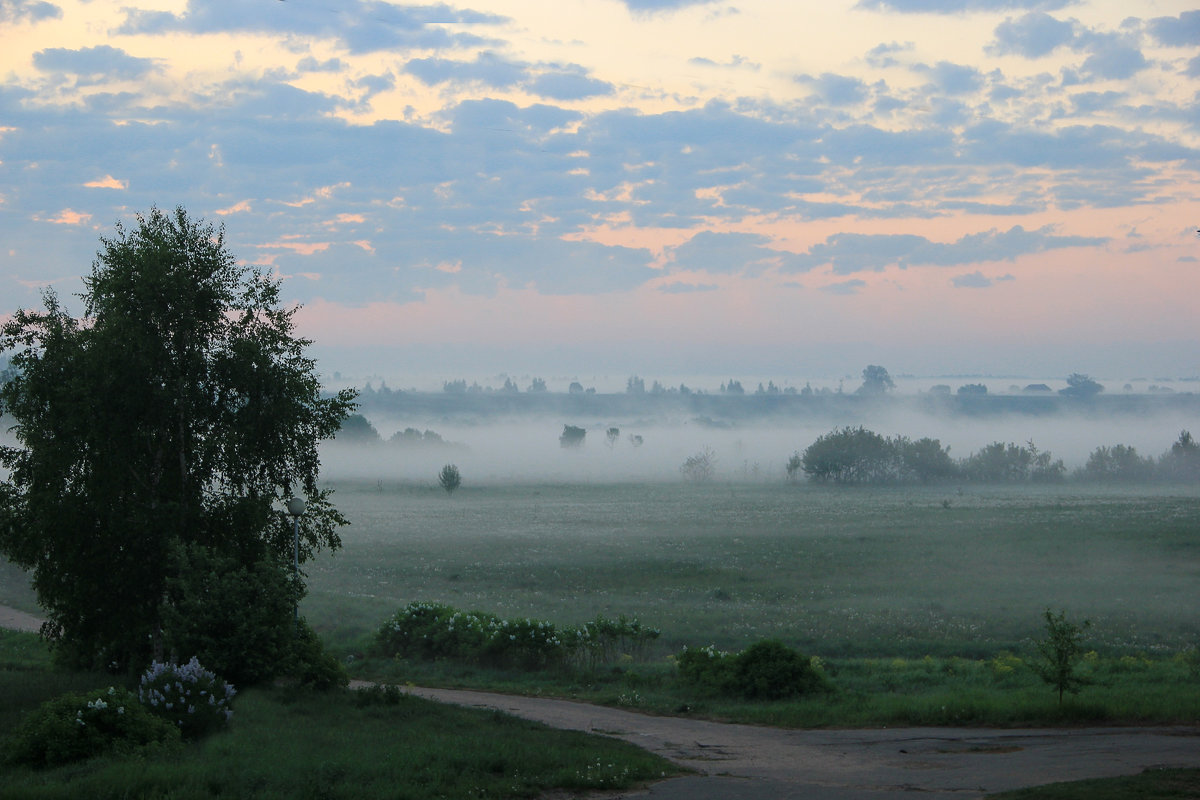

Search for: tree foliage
xmin=559 ymin=425 xmax=586 ymax=448
xmin=1080 ymin=444 xmax=1154 ymax=482
xmin=1160 ymin=430 xmax=1200 ymax=482
xmin=1059 ymin=373 xmax=1104 ymax=398
xmin=799 ymin=427 xmax=955 ymax=485
xmin=856 ymin=364 xmax=895 ymax=396
xmin=961 ymin=440 xmax=1064 ymax=483
xmin=1032 ymin=608 xmax=1091 ymax=705
xmin=0 ymin=207 xmax=355 ymax=674
xmin=438 ymin=464 xmax=462 ymax=494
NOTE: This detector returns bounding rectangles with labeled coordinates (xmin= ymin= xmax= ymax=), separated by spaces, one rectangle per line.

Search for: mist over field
xmin=320 ymin=389 xmax=1200 ymax=485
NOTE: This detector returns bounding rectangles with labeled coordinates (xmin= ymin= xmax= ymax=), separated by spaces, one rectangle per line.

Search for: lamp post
xmin=286 ymin=496 xmax=306 ymax=626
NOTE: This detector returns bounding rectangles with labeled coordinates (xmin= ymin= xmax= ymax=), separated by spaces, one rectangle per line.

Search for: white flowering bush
xmin=139 ymin=657 xmax=235 ymax=739
xmin=5 ymin=686 xmax=179 ymax=768
xmin=571 ymin=614 xmax=661 ymax=669
xmin=377 ymin=602 xmax=662 ymax=672
xmin=376 ymin=602 xmax=567 ymax=669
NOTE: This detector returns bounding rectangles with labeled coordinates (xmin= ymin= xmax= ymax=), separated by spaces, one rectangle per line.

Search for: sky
xmin=1 ymin=0 xmax=1198 ymax=387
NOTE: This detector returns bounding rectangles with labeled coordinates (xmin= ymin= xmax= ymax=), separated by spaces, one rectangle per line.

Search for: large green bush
xmin=162 ymin=542 xmax=299 ymax=688
xmin=733 ymin=639 xmax=827 ymax=699
xmin=5 ymin=686 xmax=180 ymax=768
xmin=678 ymin=639 xmax=829 ymax=700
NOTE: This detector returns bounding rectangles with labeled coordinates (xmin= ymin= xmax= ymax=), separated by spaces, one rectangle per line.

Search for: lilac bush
xmin=138 ymin=656 xmax=235 ymax=739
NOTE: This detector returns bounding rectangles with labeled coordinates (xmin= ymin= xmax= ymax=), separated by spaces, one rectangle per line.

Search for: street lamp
xmin=286 ymin=496 xmax=306 ymax=625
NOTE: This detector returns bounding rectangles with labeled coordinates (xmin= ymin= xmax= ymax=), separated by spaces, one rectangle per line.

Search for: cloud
xmin=83 ymin=175 xmax=128 ymax=190
xmin=952 ymin=270 xmax=990 ymax=287
xmin=35 ymin=208 xmax=92 ymax=225
xmin=1079 ymin=34 xmax=1148 ymax=80
xmin=297 ymin=56 xmax=346 ymax=73
xmin=866 ymin=42 xmax=914 ymax=68
xmin=621 ymin=0 xmax=721 ymax=12
xmin=952 ymin=270 xmax=1016 ymax=287
xmin=821 ymin=279 xmax=866 ymax=295
xmin=1188 ymin=56 xmax=1200 ymax=78
xmin=962 ymin=119 xmax=1197 ymax=170
xmin=1 ymin=0 xmax=60 ymax=24
xmin=667 ymin=231 xmax=805 ymax=274
xmin=657 ymin=281 xmax=719 ymax=293
xmin=689 ymin=55 xmax=759 ymax=70
xmin=987 ymin=12 xmax=1076 ymax=58
xmin=405 ymin=51 xmax=526 ymax=89
xmin=33 ymin=45 xmax=158 ymax=82
xmin=857 ymin=0 xmax=1076 ymax=13
xmin=215 ymin=200 xmax=252 ymax=215
xmin=115 ymin=1 xmax=504 ymax=54
xmin=918 ymin=61 xmax=984 ymax=94
xmin=796 ymin=72 xmax=869 ymax=106
xmin=793 ymin=225 xmax=1105 ymax=275
xmin=527 ymin=70 xmax=613 ymax=101
xmin=1146 ymin=10 xmax=1200 ymax=47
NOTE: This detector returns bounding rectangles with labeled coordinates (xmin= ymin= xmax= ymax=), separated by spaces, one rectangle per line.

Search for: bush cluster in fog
xmin=335 ymin=414 xmax=463 ymax=451
xmin=790 ymin=428 xmax=1199 ymax=486
xmin=680 ymin=446 xmax=717 ymax=483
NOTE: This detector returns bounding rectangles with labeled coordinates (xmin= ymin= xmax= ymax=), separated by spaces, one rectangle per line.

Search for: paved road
xmin=399 ymin=685 xmax=1200 ymax=799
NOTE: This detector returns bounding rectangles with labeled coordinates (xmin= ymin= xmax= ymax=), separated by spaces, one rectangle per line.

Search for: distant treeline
xmin=351 ymin=383 xmax=1199 ymax=423
xmin=789 ymin=427 xmax=1200 ymax=486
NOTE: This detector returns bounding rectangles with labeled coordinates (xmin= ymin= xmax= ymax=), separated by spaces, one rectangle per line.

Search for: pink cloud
xmin=36 ymin=209 xmax=92 ymax=225
xmin=83 ymin=175 xmax=127 ymax=190
xmin=216 ymin=200 xmax=252 ymax=215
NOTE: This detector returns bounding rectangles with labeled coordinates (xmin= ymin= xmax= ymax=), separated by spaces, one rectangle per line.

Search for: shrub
xmin=138 ymin=657 xmax=235 ymax=739
xmin=376 ymin=602 xmax=567 ymax=670
xmin=163 ymin=542 xmax=298 ymax=688
xmin=6 ymin=686 xmax=180 ymax=768
xmin=732 ymin=639 xmax=827 ymax=700
xmin=677 ymin=640 xmax=828 ymax=700
xmin=571 ymin=615 xmax=661 ymax=669
xmin=376 ymin=603 xmax=660 ymax=672
xmin=285 ymin=619 xmax=350 ymax=690
xmin=680 ymin=447 xmax=717 ymax=483
xmin=676 ymin=644 xmax=736 ymax=695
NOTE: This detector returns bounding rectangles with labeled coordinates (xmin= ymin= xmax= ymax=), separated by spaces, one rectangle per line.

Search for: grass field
xmin=301 ymin=480 xmax=1200 ymax=659
xmin=2 ymin=482 xmax=1198 ymax=797
xmin=0 ymin=630 xmax=680 ymax=799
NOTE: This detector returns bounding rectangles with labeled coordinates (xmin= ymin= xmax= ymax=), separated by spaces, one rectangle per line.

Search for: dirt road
xmin=0 ymin=604 xmax=41 ymax=633
xmin=4 ymin=606 xmax=1196 ymax=798
xmin=400 ymin=685 xmax=1200 ymax=799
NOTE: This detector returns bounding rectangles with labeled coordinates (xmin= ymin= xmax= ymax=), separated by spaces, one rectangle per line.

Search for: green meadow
xmin=303 ymin=480 xmax=1200 ymax=659
xmin=3 ymin=480 xmax=1198 ymax=798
